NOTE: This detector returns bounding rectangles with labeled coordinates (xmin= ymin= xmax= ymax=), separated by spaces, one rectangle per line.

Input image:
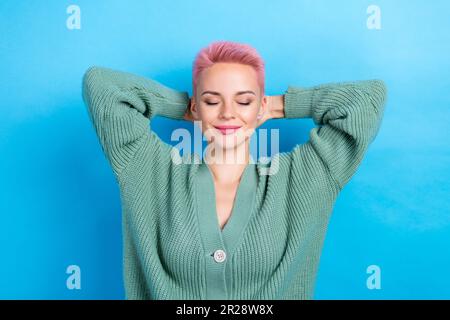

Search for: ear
xmin=259 ymin=95 xmax=268 ymax=115
xmin=190 ymin=97 xmax=200 ymax=120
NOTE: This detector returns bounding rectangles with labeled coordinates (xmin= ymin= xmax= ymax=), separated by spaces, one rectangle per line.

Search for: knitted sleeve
xmin=283 ymin=79 xmax=387 ymax=190
xmin=82 ymin=66 xmax=190 ymax=178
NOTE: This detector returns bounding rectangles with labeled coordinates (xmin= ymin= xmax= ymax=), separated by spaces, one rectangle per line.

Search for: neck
xmin=204 ymin=140 xmax=250 ymax=184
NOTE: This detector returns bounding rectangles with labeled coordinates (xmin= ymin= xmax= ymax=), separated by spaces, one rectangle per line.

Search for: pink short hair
xmin=192 ymin=40 xmax=265 ymax=97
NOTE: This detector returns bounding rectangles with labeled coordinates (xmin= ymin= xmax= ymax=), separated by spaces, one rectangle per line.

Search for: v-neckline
xmin=195 ymin=160 xmax=259 ymax=258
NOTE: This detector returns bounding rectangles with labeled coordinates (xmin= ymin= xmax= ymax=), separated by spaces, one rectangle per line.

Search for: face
xmin=190 ymin=62 xmax=267 ymax=153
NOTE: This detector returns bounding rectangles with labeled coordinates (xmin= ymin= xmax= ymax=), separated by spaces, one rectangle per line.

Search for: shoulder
xmin=264 ymin=146 xmax=340 ymax=196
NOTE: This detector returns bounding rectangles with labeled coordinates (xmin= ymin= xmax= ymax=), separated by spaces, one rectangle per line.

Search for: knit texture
xmin=81 ymin=66 xmax=387 ymax=300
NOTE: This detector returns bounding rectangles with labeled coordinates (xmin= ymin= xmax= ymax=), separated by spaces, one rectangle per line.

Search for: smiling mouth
xmin=213 ymin=126 xmax=242 ymax=135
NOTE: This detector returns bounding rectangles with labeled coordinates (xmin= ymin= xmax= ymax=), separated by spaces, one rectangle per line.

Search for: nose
xmin=219 ymin=102 xmax=236 ymax=120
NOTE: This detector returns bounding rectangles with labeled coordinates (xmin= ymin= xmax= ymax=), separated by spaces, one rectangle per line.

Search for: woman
xmin=82 ymin=40 xmax=387 ymax=300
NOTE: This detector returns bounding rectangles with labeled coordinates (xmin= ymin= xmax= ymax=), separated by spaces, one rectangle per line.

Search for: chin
xmin=215 ymin=133 xmax=255 ymax=163
xmin=215 ymin=137 xmax=246 ymax=150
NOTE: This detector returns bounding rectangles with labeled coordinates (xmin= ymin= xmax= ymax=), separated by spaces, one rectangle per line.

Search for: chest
xmin=213 ymin=182 xmax=239 ymax=230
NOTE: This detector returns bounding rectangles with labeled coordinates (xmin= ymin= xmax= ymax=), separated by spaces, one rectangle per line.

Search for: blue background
xmin=1 ymin=0 xmax=449 ymax=299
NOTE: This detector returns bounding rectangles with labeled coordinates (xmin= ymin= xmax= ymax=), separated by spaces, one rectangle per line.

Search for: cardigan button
xmin=213 ymin=249 xmax=226 ymax=263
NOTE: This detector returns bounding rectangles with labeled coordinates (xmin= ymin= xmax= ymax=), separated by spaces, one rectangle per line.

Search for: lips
xmin=213 ymin=125 xmax=242 ymax=135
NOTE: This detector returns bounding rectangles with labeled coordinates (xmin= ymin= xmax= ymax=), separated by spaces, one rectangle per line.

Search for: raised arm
xmin=82 ymin=66 xmax=190 ymax=178
xmin=282 ymin=79 xmax=387 ymax=190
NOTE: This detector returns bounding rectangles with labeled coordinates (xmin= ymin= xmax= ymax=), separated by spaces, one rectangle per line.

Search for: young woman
xmin=82 ymin=40 xmax=387 ymax=300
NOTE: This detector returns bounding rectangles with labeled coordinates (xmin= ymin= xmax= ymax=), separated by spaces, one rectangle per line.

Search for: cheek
xmin=200 ymin=111 xmax=217 ymax=125
xmin=240 ymin=108 xmax=259 ymax=125
xmin=197 ymin=105 xmax=212 ymax=120
xmin=197 ymin=108 xmax=218 ymax=133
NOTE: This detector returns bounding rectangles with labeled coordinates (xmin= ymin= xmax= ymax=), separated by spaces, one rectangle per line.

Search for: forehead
xmin=198 ymin=63 xmax=259 ymax=92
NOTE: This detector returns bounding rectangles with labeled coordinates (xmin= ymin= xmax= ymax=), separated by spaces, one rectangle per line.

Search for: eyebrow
xmin=201 ymin=90 xmax=256 ymax=96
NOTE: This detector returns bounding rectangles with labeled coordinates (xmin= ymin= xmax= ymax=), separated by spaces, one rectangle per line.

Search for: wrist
xmin=269 ymin=95 xmax=285 ymax=119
